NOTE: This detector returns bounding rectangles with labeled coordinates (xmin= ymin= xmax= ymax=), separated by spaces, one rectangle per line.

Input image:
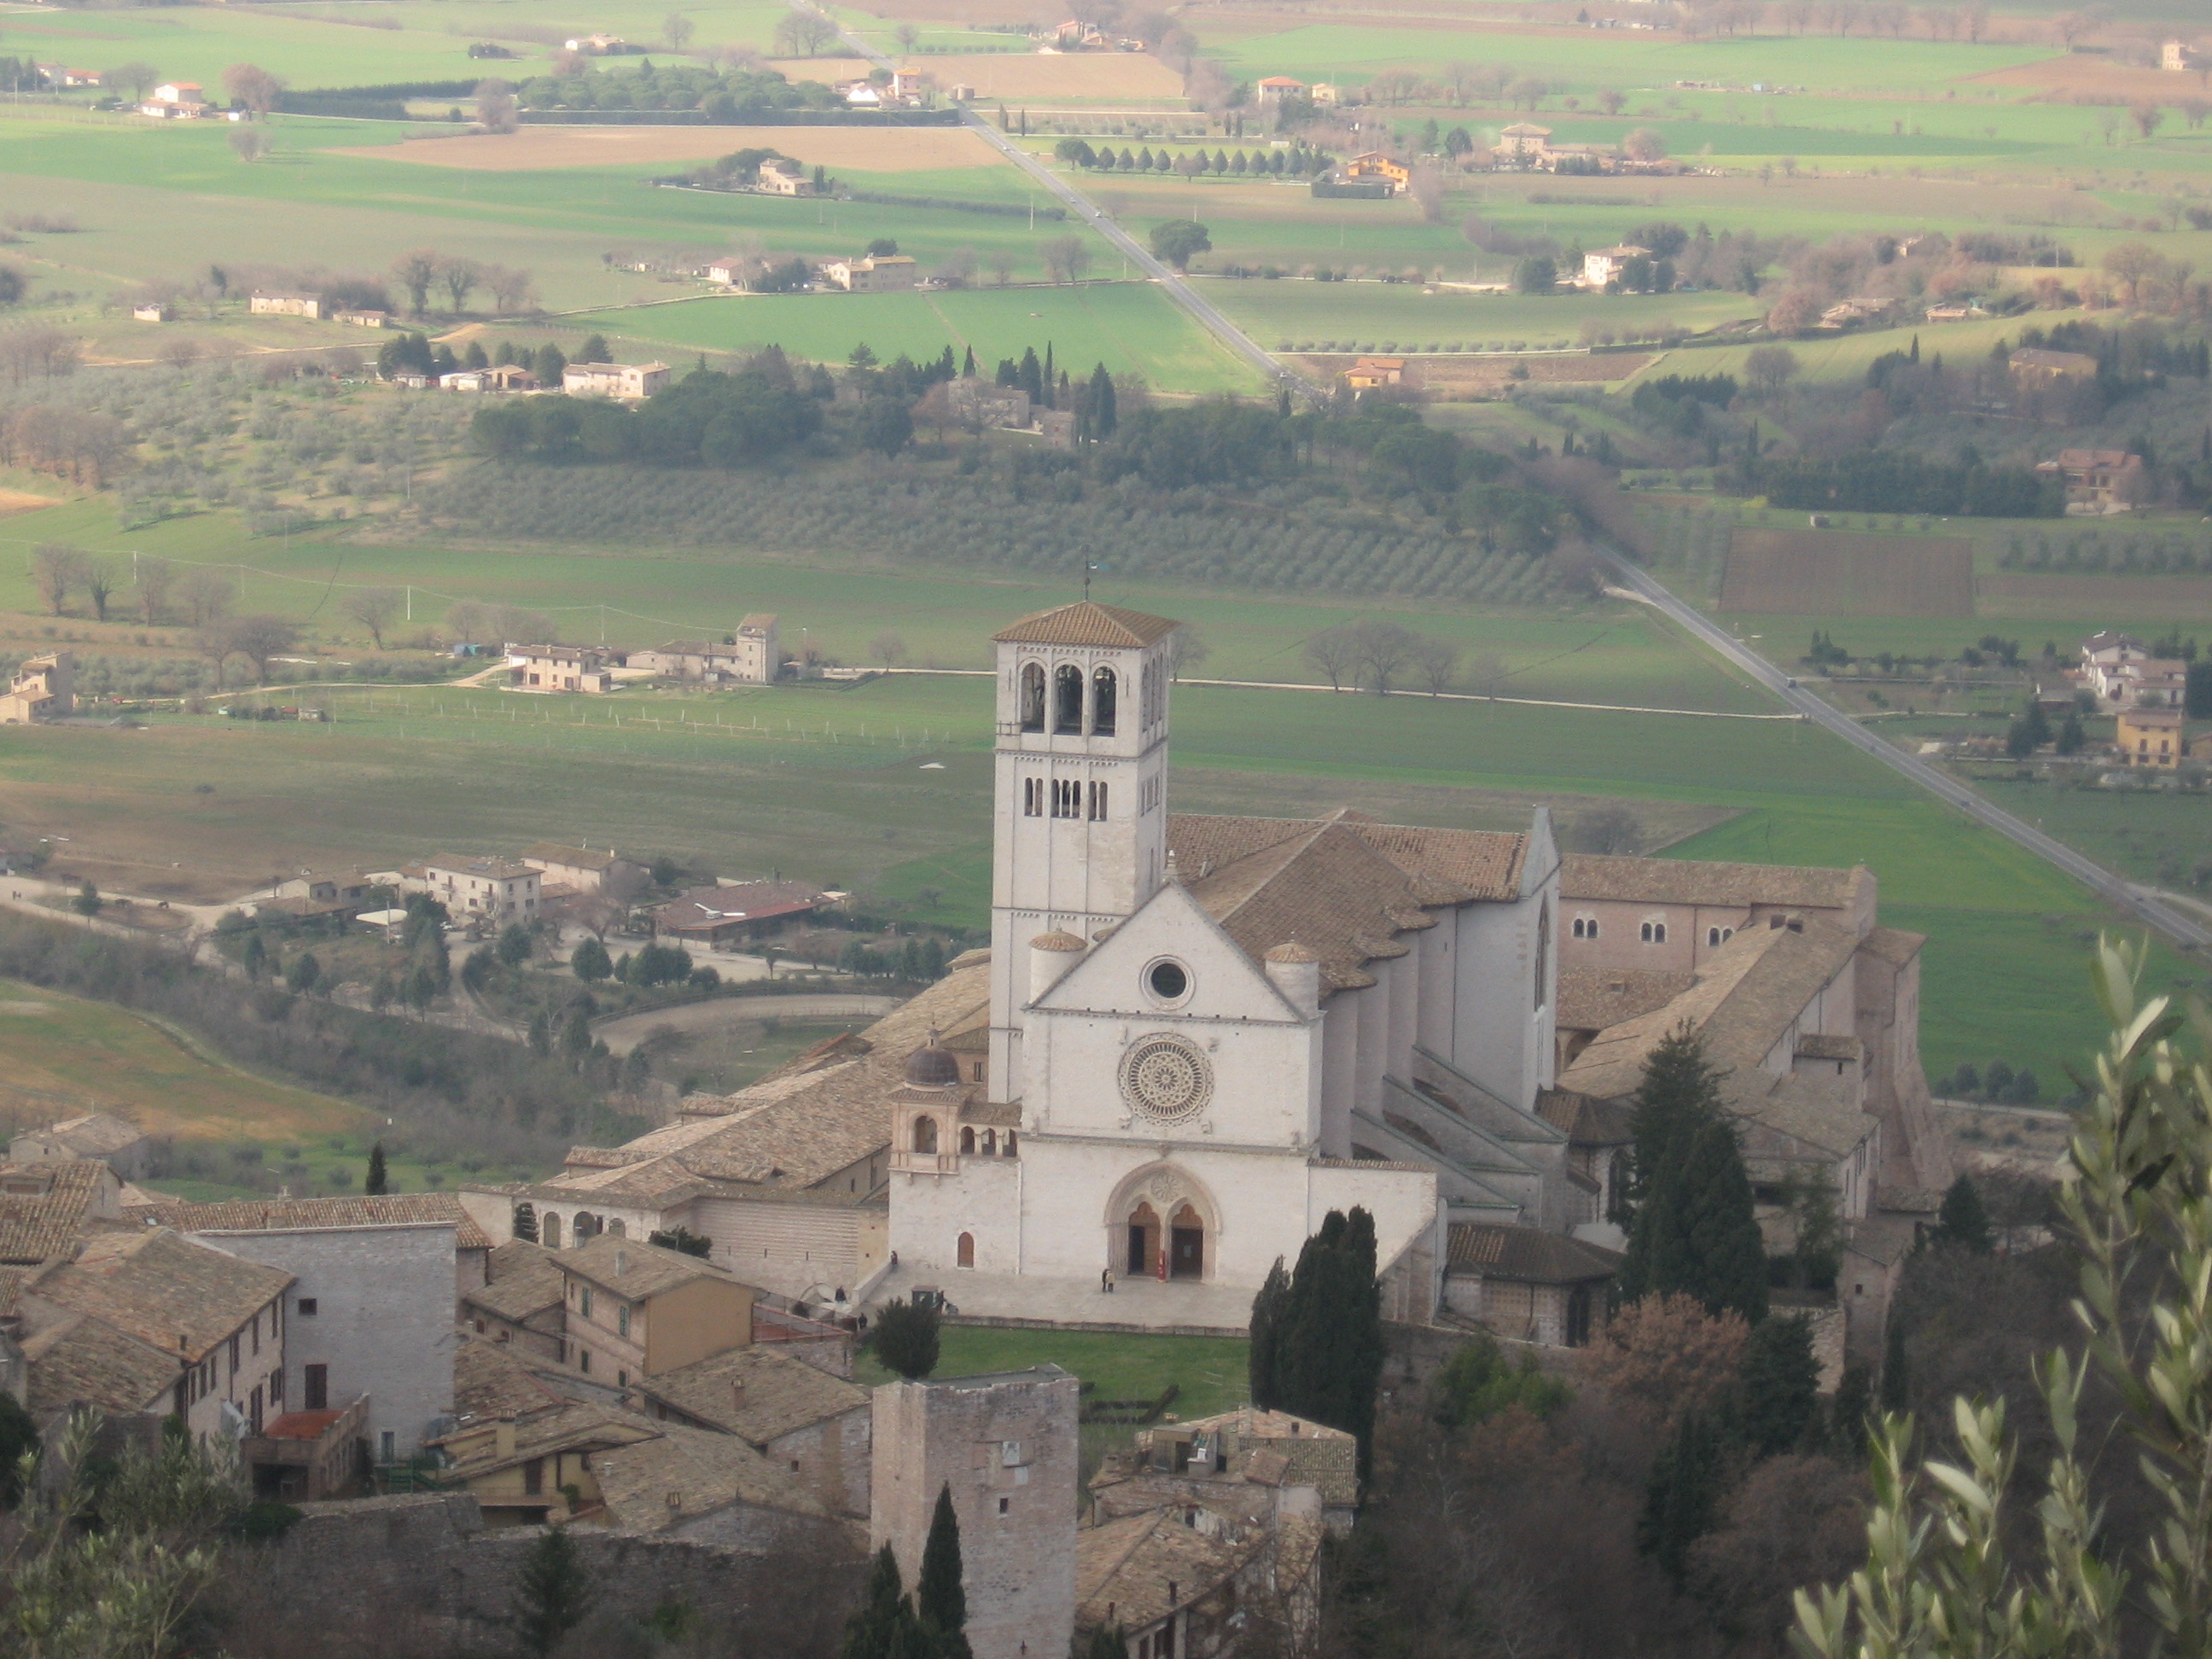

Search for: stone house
xmin=821 ymin=255 xmax=918 ymax=293
xmin=637 ymin=1342 xmax=872 ymax=1517
xmin=2036 ymin=447 xmax=2145 ymax=509
xmin=463 ymin=1239 xmax=568 ymax=1359
xmin=757 ymin=157 xmax=815 ymax=196
xmin=1497 ymin=122 xmax=1551 ymax=161
xmin=509 ymin=643 xmax=617 ymax=693
xmin=1582 ymin=243 xmax=1650 ymax=288
xmin=432 ymin=1400 xmax=661 ymax=1525
xmin=555 ymin=1234 xmax=759 ymax=1390
xmin=0 ymin=1158 xmax=124 ymax=1266
xmin=1254 ymin=75 xmax=1305 ymax=107
xmin=0 ymin=651 xmax=73 ymax=723
xmin=10 ymin=1113 xmax=151 ymax=1181
xmin=521 ymin=843 xmax=646 ymax=898
xmin=1343 ymin=356 xmax=1405 ymax=388
xmin=629 ymin=614 xmax=780 ymax=685
xmin=1441 ymin=1220 xmax=1620 ymax=1346
xmin=2008 ymin=346 xmax=2097 ymax=388
xmin=392 ymin=855 xmax=542 ymax=924
xmin=250 ymin=291 xmax=325 ymax=321
xmin=561 ymin=362 xmax=670 ymax=399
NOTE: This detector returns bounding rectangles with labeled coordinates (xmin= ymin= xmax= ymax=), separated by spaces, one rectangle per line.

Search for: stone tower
xmin=870 ymin=1366 xmax=1080 ymax=1659
xmin=987 ymin=602 xmax=1179 ymax=1105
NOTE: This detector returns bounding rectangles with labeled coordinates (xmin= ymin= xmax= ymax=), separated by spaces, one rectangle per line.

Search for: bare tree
xmin=663 ymin=11 xmax=696 ymax=52
xmin=228 ymin=127 xmax=271 ymax=163
xmin=869 ymin=631 xmax=906 ymax=669
xmin=1744 ymin=342 xmax=1801 ymax=398
xmin=178 ymin=568 xmax=236 ymax=627
xmin=193 ymin=619 xmax=238 ymax=691
xmin=439 ymin=256 xmax=482 ymax=314
xmin=31 ymin=543 xmax=83 ymax=614
xmin=445 ymin=600 xmax=489 ymax=645
xmin=1038 ymin=236 xmax=1091 ymax=284
xmin=771 ymin=12 xmax=838 ymax=55
xmin=985 ymin=250 xmax=1016 ymax=287
xmin=107 ymin=61 xmax=160 ymax=102
xmin=391 ymin=248 xmax=440 ymax=317
xmin=226 ymin=614 xmax=300 ymax=684
xmin=1351 ymin=618 xmax=1417 ymax=694
xmin=483 ymin=264 xmax=537 ymax=312
xmin=341 ymin=587 xmax=404 ymax=649
xmin=1407 ymin=165 xmax=1445 ymax=225
xmin=1305 ymin=625 xmax=1359 ymax=691
xmin=134 ymin=556 xmax=176 ymax=625
xmin=1410 ymin=632 xmax=1458 ymax=694
xmin=933 ymin=247 xmax=978 ymax=288
xmin=1463 ymin=648 xmax=1509 ymax=699
xmin=474 ymin=79 xmax=517 ymax=133
xmin=222 ymin=62 xmax=285 ymax=117
xmin=1167 ymin=625 xmax=1210 ymax=682
xmin=894 ymin=23 xmax=920 ymax=53
xmin=82 ymin=558 xmax=116 ymax=623
xmin=1570 ymin=805 xmax=1644 ymax=854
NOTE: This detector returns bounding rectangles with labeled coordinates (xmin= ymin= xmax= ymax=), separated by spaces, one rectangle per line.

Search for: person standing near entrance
xmin=1102 ymin=1266 xmax=1115 ymax=1294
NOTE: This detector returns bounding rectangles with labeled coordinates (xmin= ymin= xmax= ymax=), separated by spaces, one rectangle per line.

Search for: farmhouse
xmin=564 ymin=33 xmax=626 ymax=52
xmin=1343 ymin=356 xmax=1406 ymax=389
xmin=2038 ymin=448 xmax=2145 ymax=510
xmin=390 ymin=856 xmax=541 ymax=924
xmin=654 ymin=880 xmax=828 ymax=946
xmin=510 ymin=643 xmax=617 ymax=692
xmin=1497 ymin=123 xmax=1551 ymax=161
xmin=1581 ymin=243 xmax=1650 ymax=288
xmin=261 ymin=871 xmax=375 ymax=923
xmin=9 ymin=1113 xmax=150 ymax=1180
xmin=630 ymin=615 xmax=781 ymax=685
xmin=145 ymin=82 xmax=207 ymax=117
xmin=521 ymin=843 xmax=644 ymax=895
xmin=562 ymin=361 xmax=669 ymax=399
xmin=2162 ymin=40 xmax=2203 ymax=72
xmin=2116 ymin=707 xmax=2186 ymax=769
xmin=944 ymin=379 xmax=1033 ymax=428
xmin=439 ymin=364 xmax=537 ymax=393
xmin=822 ymin=254 xmax=918 ymax=293
xmin=0 ymin=651 xmax=73 ymax=723
xmin=131 ymin=302 xmax=172 ymax=323
xmin=757 ymin=157 xmax=814 ymax=195
xmin=1255 ymin=76 xmax=1306 ymax=107
xmin=335 ymin=308 xmax=390 ymax=328
xmin=2008 ymin=347 xmax=2097 ymax=387
xmin=1337 ymin=151 xmax=1411 ymax=192
xmin=250 ymin=290 xmax=325 ymax=321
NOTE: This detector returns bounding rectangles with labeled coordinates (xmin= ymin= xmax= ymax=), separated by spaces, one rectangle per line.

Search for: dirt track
xmin=335 ymin=125 xmax=1002 ymax=172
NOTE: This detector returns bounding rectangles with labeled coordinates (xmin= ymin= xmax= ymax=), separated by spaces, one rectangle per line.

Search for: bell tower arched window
xmin=912 ymin=1116 xmax=938 ymax=1155
xmin=1092 ymin=667 xmax=1117 ymax=736
xmin=1054 ymin=665 xmax=1084 ymax=735
xmin=1019 ymin=663 xmax=1046 ymax=733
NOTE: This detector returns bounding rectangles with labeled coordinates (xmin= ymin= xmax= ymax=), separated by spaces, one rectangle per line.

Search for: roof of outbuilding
xmin=35 ymin=1113 xmax=147 ymax=1155
xmin=1560 ymin=853 xmax=1864 ymax=911
xmin=991 ymin=600 xmax=1179 ymax=649
xmin=0 ymin=1160 xmax=115 ymax=1265
xmin=453 ymin=1335 xmax=568 ymax=1421
xmin=560 ymin=1233 xmax=752 ymax=1301
xmin=34 ymin=1229 xmax=292 ymax=1363
xmin=1447 ymin=1222 xmax=1623 ymax=1284
xmin=1557 ymin=966 xmax=1696 ymax=1033
xmin=20 ymin=1308 xmax=182 ymax=1414
xmin=521 ymin=843 xmax=623 ymax=870
xmin=587 ymin=1418 xmax=834 ymax=1534
xmin=636 ymin=1343 xmax=867 ymax=1446
xmin=467 ymin=1239 xmax=567 ymax=1323
xmin=1077 ymin=1510 xmax=1256 ymax=1634
xmin=434 ymin=1400 xmax=656 ymax=1480
xmin=125 ymin=1192 xmax=490 ymax=1251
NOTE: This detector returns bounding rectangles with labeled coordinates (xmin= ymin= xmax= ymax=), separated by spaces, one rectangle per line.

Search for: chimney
xmin=615 ymin=1249 xmax=627 ymax=1277
xmin=494 ymin=1420 xmax=515 ymax=1459
xmin=731 ymin=1380 xmax=748 ymax=1412
xmin=1028 ymin=929 xmax=1086 ymax=1002
xmin=1263 ymin=941 xmax=1322 ymax=1018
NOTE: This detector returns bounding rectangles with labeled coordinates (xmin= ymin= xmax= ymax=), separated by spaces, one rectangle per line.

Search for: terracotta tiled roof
xmin=34 ymin=1229 xmax=291 ymax=1363
xmin=637 ymin=1343 xmax=866 ymax=1446
xmin=1168 ymin=812 xmax=1524 ymax=998
xmin=587 ymin=1418 xmax=833 ymax=1534
xmin=521 ymin=843 xmax=621 ymax=870
xmin=1557 ymin=967 xmax=1696 ymax=1034
xmin=432 ymin=1400 xmax=655 ymax=1479
xmin=561 ymin=1234 xmax=752 ymax=1301
xmin=1857 ymin=925 xmax=1924 ymax=968
xmin=1560 ymin=853 xmax=1861 ymax=910
xmin=454 ymin=1334 xmax=566 ymax=1420
xmin=468 ymin=1239 xmax=566 ymax=1323
xmin=1533 ymin=1087 xmax=1633 ymax=1145
xmin=1167 ymin=1406 xmax=1359 ymax=1505
xmin=1077 ymin=1510 xmax=1256 ymax=1634
xmin=1446 ymin=1223 xmax=1622 ymax=1284
xmin=35 ymin=1113 xmax=146 ymax=1156
xmin=992 ymin=601 xmax=1179 ymax=649
xmin=125 ymin=1193 xmax=491 ymax=1251
xmin=0 ymin=1161 xmax=114 ymax=1265
xmin=20 ymin=1308 xmax=180 ymax=1413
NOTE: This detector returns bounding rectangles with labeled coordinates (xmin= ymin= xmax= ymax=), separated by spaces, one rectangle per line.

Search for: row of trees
xmin=1303 ymin=618 xmax=1467 ymax=695
xmin=387 ymin=249 xmax=535 ymax=318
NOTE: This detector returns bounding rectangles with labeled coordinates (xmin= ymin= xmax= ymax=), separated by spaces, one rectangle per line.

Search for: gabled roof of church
xmin=1167 ymin=812 xmax=1526 ymax=997
xmin=992 ymin=601 xmax=1179 ymax=649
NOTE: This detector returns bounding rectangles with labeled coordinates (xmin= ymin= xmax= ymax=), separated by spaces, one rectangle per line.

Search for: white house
xmin=821 ymin=255 xmax=917 ymax=294
xmin=562 ymin=361 xmax=670 ymax=399
xmin=1582 ymin=244 xmax=1650 ymax=288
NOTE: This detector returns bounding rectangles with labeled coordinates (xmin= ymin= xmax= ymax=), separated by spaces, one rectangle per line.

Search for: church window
xmin=1707 ymin=925 xmax=1734 ymax=946
xmin=1086 ymin=780 xmax=1109 ymax=821
xmin=1023 ymin=777 xmax=1044 ymax=817
xmin=541 ymin=1214 xmax=562 ymax=1249
xmin=912 ymin=1116 xmax=938 ymax=1155
xmin=1052 ymin=779 xmax=1082 ymax=818
xmin=1004 ymin=1132 xmax=1017 ymax=1156
xmin=1018 ymin=663 xmax=1045 ymax=732
xmin=960 ymin=1127 xmax=976 ymax=1154
xmin=606 ymin=1219 xmax=624 ymax=1237
xmin=1092 ymin=667 xmax=1117 ymax=735
xmin=1639 ymin=920 xmax=1668 ymax=945
xmin=1054 ymin=664 xmax=1084 ymax=734
xmin=1146 ymin=959 xmax=1190 ymax=1002
xmin=1572 ymin=916 xmax=1598 ymax=940
xmin=981 ymin=1129 xmax=997 ymax=1154
xmin=957 ymin=1233 xmax=975 ymax=1268
xmin=1534 ymin=902 xmax=1549 ymax=1011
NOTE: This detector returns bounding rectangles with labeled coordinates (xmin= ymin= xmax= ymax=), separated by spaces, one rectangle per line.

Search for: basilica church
xmin=469 ymin=599 xmax=1941 ymax=1345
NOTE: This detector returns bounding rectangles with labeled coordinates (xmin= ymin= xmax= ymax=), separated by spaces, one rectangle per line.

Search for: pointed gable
xmin=1035 ymin=878 xmax=1302 ymax=1022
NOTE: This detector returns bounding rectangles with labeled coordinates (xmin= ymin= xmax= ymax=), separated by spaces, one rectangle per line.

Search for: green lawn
xmin=855 ymin=1326 xmax=1252 ymax=1423
xmin=573 ymin=281 xmax=1266 ymax=393
xmin=1196 ymin=278 xmax=1755 ymax=349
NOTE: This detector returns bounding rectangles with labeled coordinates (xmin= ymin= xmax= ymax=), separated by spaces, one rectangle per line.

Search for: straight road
xmin=793 ymin=1 xmax=1313 ymax=401
xmin=1598 ymin=548 xmax=2212 ymax=953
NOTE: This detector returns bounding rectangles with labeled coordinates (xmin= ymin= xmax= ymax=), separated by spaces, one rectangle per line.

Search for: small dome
xmin=905 ymin=1029 xmax=962 ymax=1088
xmin=1265 ymin=940 xmax=1321 ymax=964
xmin=1030 ymin=929 xmax=1086 ymax=953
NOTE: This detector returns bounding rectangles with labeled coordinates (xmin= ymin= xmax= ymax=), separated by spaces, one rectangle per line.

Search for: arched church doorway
xmin=1168 ymin=1202 xmax=1205 ymax=1279
xmin=1126 ymin=1202 xmax=1159 ymax=1278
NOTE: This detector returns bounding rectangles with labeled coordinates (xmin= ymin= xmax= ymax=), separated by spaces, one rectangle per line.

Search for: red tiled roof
xmin=992 ymin=601 xmax=1179 ymax=649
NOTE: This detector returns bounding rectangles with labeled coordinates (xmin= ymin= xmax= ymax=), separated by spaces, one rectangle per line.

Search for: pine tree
xmin=873 ymin=1298 xmax=941 ymax=1380
xmin=1017 ymin=346 xmax=1043 ymax=404
xmin=1248 ymin=1256 xmax=1289 ymax=1409
xmin=917 ymin=1484 xmax=971 ymax=1659
xmin=1739 ymin=1313 xmax=1820 ymax=1458
xmin=1638 ymin=1409 xmax=1723 ymax=1588
xmin=1929 ymin=1174 xmax=1994 ymax=1253
xmin=512 ymin=1525 xmax=592 ymax=1656
xmin=960 ymin=345 xmax=976 ymax=378
xmin=365 ymin=1143 xmax=389 ymax=1196
xmin=1613 ymin=1027 xmax=1730 ymax=1233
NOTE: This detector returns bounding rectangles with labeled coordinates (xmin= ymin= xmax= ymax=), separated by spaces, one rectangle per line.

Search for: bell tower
xmin=987 ymin=601 xmax=1178 ymax=1104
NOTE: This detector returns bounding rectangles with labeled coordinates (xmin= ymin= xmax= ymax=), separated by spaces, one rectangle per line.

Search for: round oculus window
xmin=1119 ymin=1035 xmax=1213 ymax=1122
xmin=1146 ymin=959 xmax=1190 ymax=1002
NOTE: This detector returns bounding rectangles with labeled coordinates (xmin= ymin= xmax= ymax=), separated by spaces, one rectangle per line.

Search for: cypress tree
xmin=1929 ymin=1174 xmax=1994 ymax=1253
xmin=1614 ymin=1027 xmax=1730 ymax=1233
xmin=1018 ymin=346 xmax=1043 ymax=403
xmin=1739 ymin=1313 xmax=1820 ymax=1458
xmin=1248 ymin=1256 xmax=1289 ymax=1410
xmin=1637 ymin=1409 xmax=1723 ymax=1589
xmin=1879 ymin=1316 xmax=1909 ymax=1414
xmin=1829 ymin=1361 xmax=1872 ymax=1457
xmin=1277 ymin=1208 xmax=1383 ymax=1475
xmin=1088 ymin=363 xmax=1116 ymax=437
xmin=916 ymin=1484 xmax=971 ymax=1659
xmin=841 ymin=1544 xmax=925 ymax=1659
xmin=512 ymin=1525 xmax=593 ymax=1656
xmin=961 ymin=345 xmax=976 ymax=378
xmin=365 ymin=1143 xmax=389 ymax=1196
xmin=1635 ymin=1115 xmax=1768 ymax=1323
